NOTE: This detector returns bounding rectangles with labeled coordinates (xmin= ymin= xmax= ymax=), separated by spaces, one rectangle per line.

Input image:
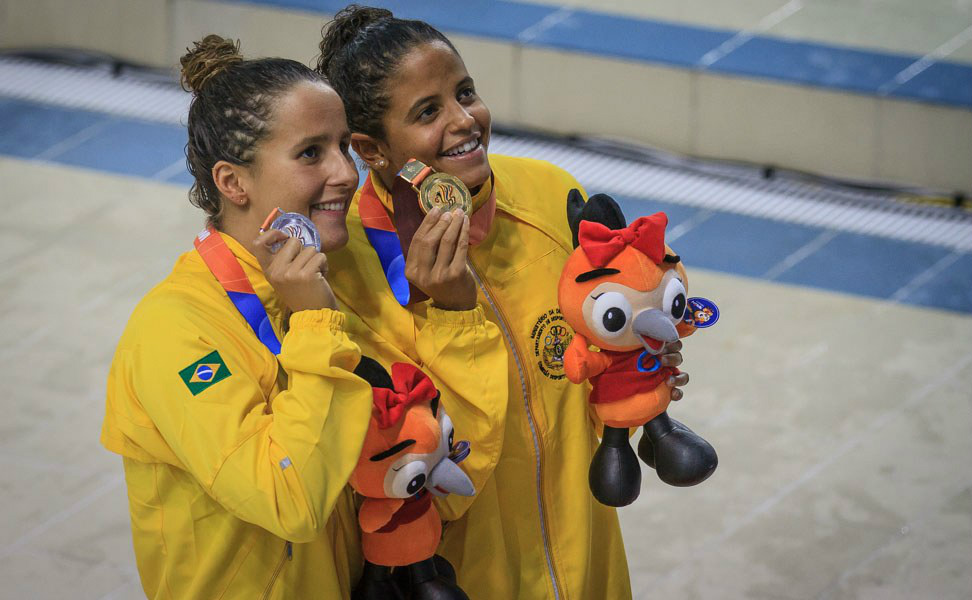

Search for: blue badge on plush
xmin=684 ymin=297 xmax=720 ymax=328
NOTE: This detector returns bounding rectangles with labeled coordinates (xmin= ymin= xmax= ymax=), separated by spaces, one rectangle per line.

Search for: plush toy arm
xmin=358 ymin=497 xmax=405 ymax=533
xmin=676 ymin=320 xmax=697 ymax=338
xmin=564 ymin=334 xmax=613 ymax=383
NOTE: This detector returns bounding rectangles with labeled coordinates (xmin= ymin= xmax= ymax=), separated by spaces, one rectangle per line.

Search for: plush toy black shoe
xmin=639 ymin=415 xmax=696 ymax=468
xmin=392 ymin=555 xmax=458 ymax=595
xmin=432 ymin=555 xmax=457 ymax=584
xmin=407 ymin=557 xmax=469 ymax=600
xmin=638 ymin=412 xmax=717 ymax=487
xmin=589 ymin=425 xmax=642 ymax=507
xmin=353 ymin=562 xmax=405 ymax=600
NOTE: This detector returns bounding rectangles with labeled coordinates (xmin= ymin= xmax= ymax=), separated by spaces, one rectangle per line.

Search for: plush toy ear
xmin=566 ymin=188 xmax=585 ymax=247
xmin=566 ymin=190 xmax=628 ymax=248
xmin=354 ymin=355 xmax=393 ymax=389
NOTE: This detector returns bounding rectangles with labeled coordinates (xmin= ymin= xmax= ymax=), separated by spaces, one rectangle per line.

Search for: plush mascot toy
xmin=558 ymin=191 xmax=719 ymax=507
xmin=351 ymin=357 xmax=474 ymax=600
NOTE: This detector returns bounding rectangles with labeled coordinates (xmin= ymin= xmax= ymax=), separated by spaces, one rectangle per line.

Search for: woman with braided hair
xmin=102 ymin=35 xmax=382 ymax=598
xmin=103 ymin=32 xmax=507 ymax=598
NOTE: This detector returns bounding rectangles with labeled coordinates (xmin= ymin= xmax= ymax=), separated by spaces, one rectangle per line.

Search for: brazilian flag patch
xmin=179 ymin=350 xmax=231 ymax=396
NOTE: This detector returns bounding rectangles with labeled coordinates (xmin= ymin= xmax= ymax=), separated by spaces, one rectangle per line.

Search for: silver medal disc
xmin=269 ymin=212 xmax=321 ymax=253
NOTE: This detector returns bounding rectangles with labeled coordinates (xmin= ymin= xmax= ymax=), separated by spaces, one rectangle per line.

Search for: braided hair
xmin=181 ymin=34 xmax=328 ymax=226
xmin=316 ymin=5 xmax=458 ymax=140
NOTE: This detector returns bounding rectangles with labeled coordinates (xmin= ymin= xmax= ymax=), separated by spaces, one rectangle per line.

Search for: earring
xmin=376 ymin=159 xmax=387 ymax=169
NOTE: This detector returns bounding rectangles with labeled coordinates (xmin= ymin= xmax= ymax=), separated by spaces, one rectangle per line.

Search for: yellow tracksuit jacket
xmin=101 ymin=233 xmax=374 ymax=599
xmin=327 ymin=155 xmax=632 ymax=600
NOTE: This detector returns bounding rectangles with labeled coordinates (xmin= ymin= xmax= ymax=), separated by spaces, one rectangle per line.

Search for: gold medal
xmin=398 ymin=159 xmax=472 ymax=214
xmin=418 ymin=172 xmax=471 ymax=214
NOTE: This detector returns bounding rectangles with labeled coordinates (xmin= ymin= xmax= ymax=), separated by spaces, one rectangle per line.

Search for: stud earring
xmin=376 ymin=159 xmax=387 ymax=169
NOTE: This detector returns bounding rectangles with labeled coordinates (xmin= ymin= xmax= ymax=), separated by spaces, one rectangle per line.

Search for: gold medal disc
xmin=418 ymin=173 xmax=472 ymax=214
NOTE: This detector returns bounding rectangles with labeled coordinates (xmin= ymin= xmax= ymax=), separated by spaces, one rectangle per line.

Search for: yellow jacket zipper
xmin=260 ymin=541 xmax=292 ymax=600
xmin=467 ymin=263 xmax=562 ymax=600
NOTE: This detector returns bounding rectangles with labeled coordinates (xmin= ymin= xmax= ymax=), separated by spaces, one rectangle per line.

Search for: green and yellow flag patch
xmin=179 ymin=350 xmax=231 ymax=396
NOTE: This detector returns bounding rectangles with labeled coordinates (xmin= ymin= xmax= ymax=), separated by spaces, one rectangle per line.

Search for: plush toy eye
xmin=438 ymin=412 xmax=455 ymax=454
xmin=388 ymin=461 xmax=429 ymax=498
xmin=662 ymin=278 xmax=687 ymax=322
xmin=406 ymin=473 xmax=427 ymax=495
xmin=592 ymin=292 xmax=632 ymax=338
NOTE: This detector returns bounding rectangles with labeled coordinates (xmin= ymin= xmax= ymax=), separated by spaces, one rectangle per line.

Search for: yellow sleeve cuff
xmin=289 ymin=308 xmax=346 ymax=332
xmin=424 ymin=303 xmax=486 ymax=328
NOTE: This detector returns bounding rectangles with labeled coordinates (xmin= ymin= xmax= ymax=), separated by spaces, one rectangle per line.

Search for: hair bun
xmin=317 ymin=4 xmax=393 ymax=76
xmin=180 ymin=34 xmax=243 ymax=94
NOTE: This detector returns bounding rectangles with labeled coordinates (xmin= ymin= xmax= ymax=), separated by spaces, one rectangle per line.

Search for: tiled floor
xmin=0 ymin=159 xmax=204 ymax=599
xmin=619 ymin=271 xmax=972 ymax=599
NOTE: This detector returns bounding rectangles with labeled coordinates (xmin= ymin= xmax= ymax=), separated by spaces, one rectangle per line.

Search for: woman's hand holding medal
xmin=253 ymin=229 xmax=338 ymax=312
xmin=405 ymin=206 xmax=478 ymax=311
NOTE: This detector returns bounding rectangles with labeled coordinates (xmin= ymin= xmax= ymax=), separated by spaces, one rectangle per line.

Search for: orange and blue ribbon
xmin=194 ymin=227 xmax=282 ymax=354
xmin=359 ymin=176 xmax=412 ymax=306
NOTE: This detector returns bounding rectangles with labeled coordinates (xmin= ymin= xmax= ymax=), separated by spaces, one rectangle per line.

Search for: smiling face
xmin=240 ymin=81 xmax=358 ymax=252
xmin=372 ymin=41 xmax=492 ymax=190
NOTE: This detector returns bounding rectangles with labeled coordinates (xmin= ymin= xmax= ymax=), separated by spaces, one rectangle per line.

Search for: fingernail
xmin=442 ymin=211 xmax=453 ymax=222
xmin=429 ymin=207 xmax=440 ymax=217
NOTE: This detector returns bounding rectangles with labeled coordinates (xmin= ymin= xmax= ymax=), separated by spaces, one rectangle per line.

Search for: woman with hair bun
xmin=318 ymin=6 xmax=687 ymax=599
xmin=101 ymin=35 xmax=377 ymax=598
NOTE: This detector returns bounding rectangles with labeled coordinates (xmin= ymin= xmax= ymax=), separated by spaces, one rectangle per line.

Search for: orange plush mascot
xmin=558 ymin=191 xmax=719 ymax=507
xmin=351 ymin=357 xmax=473 ymax=600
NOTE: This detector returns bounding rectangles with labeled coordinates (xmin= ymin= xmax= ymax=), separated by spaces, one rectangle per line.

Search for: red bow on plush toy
xmin=578 ymin=213 xmax=668 ymax=267
xmin=371 ymin=363 xmax=439 ymax=429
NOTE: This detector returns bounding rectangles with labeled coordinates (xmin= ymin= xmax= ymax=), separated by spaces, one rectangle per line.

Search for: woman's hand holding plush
xmin=659 ymin=340 xmax=689 ymax=401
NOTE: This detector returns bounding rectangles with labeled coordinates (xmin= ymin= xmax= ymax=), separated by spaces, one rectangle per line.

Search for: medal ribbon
xmin=359 ymin=170 xmax=496 ymax=307
xmin=194 ymin=227 xmax=282 ymax=355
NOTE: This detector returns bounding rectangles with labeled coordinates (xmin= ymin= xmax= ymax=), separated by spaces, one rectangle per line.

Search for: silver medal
xmin=268 ymin=211 xmax=321 ymax=253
